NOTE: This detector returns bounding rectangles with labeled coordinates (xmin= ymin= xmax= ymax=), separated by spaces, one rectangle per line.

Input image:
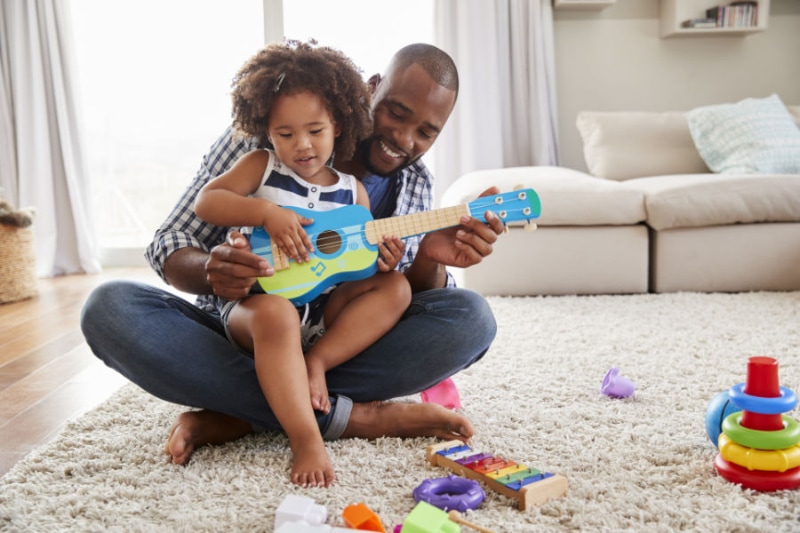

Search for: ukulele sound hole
xmin=316 ymin=230 xmax=342 ymax=255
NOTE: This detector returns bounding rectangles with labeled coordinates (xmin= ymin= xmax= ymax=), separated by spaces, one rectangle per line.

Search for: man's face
xmin=360 ymin=63 xmax=456 ymax=177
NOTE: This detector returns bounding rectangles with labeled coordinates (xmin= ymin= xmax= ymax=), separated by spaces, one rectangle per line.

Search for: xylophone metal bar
xmin=426 ymin=440 xmax=568 ymax=511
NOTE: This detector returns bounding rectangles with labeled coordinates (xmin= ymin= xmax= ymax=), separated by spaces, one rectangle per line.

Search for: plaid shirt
xmin=145 ymin=127 xmax=454 ymax=313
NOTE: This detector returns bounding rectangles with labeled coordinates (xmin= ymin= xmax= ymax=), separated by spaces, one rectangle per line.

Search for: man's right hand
xmin=206 ymin=230 xmax=274 ymax=301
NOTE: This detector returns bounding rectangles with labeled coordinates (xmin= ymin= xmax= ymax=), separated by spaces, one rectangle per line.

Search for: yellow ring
xmin=718 ymin=434 xmax=800 ymax=472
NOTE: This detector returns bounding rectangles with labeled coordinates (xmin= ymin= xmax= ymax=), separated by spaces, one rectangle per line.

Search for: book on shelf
xmin=705 ymin=2 xmax=759 ymax=29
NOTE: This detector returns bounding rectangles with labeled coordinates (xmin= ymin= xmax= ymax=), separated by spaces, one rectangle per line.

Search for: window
xmin=282 ymin=0 xmax=434 ymax=80
xmin=69 ymin=0 xmax=434 ymax=264
xmin=68 ymin=0 xmax=264 ymax=261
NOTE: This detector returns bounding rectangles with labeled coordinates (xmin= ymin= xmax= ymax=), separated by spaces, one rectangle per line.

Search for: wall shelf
xmin=659 ymin=0 xmax=769 ymax=38
xmin=553 ymin=0 xmax=616 ymax=11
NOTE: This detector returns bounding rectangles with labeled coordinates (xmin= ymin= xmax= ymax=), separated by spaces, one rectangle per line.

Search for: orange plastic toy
xmin=342 ymin=503 xmax=386 ymax=532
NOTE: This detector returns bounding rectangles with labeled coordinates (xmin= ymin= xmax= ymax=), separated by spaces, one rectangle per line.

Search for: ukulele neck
xmin=364 ymin=204 xmax=470 ymax=245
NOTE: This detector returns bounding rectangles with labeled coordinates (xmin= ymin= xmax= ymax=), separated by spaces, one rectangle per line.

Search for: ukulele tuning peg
xmin=524 ymin=222 xmax=538 ymax=233
xmin=513 ymin=184 xmax=525 ymax=191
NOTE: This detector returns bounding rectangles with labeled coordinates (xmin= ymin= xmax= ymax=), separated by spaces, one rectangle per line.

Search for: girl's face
xmin=267 ymin=91 xmax=339 ymax=183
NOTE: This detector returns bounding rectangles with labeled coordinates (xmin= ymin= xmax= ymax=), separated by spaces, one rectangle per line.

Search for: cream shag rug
xmin=2 ymin=292 xmax=800 ymax=532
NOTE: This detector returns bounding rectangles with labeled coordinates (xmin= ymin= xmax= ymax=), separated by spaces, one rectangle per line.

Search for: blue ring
xmin=728 ymin=383 xmax=798 ymax=414
xmin=413 ymin=475 xmax=486 ymax=512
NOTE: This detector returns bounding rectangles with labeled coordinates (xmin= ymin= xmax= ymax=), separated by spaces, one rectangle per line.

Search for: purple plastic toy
xmin=601 ymin=367 xmax=635 ymax=398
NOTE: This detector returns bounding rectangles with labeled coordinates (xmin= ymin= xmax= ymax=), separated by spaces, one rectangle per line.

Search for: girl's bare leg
xmin=229 ymin=295 xmax=335 ymax=487
xmin=306 ymin=271 xmax=411 ymax=413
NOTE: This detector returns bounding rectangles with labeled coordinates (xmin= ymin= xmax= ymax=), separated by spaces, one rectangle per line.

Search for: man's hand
xmin=206 ymin=230 xmax=274 ymax=301
xmin=418 ymin=186 xmax=505 ymax=269
xmin=405 ymin=187 xmax=504 ymax=292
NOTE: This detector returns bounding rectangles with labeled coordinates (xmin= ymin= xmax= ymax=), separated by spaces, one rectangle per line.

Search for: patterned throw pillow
xmin=686 ymin=94 xmax=800 ymax=174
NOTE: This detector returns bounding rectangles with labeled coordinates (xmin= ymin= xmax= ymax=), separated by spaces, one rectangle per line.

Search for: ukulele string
xmin=299 ymin=195 xmax=532 ymax=245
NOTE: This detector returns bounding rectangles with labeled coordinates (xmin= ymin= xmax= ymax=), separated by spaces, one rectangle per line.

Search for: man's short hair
xmin=390 ymin=43 xmax=459 ymax=97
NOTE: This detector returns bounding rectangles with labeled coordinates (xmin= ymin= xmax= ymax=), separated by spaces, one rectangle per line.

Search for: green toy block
xmin=400 ymin=501 xmax=460 ymax=533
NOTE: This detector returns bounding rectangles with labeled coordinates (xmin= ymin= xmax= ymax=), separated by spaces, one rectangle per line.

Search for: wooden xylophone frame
xmin=426 ymin=440 xmax=568 ymax=511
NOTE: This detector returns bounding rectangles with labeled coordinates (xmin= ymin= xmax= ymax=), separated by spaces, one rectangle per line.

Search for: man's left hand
xmin=418 ymin=186 xmax=505 ymax=269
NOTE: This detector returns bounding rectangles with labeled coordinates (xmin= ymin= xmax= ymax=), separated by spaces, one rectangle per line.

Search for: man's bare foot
xmin=289 ymin=435 xmax=336 ymax=487
xmin=164 ymin=410 xmax=252 ymax=465
xmin=341 ymin=401 xmax=474 ymax=442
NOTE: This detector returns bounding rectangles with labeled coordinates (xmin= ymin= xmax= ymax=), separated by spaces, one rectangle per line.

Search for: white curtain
xmin=0 ymin=0 xmax=100 ymax=276
xmin=432 ymin=0 xmax=559 ymax=203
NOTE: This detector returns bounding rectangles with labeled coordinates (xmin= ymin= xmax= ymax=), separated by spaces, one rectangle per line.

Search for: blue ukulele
xmin=250 ymin=188 xmax=541 ymax=304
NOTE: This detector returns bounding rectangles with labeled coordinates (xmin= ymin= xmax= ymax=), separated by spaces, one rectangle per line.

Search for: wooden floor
xmin=0 ymin=267 xmax=166 ymax=477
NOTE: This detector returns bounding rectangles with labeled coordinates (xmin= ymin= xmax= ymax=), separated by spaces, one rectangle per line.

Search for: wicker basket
xmin=0 ymin=223 xmax=38 ymax=304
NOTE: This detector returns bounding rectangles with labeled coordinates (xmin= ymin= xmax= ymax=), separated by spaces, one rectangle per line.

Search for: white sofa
xmin=442 ymin=100 xmax=800 ymax=295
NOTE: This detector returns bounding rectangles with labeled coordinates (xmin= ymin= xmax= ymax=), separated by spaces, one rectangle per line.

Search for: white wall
xmin=553 ymin=0 xmax=800 ymax=171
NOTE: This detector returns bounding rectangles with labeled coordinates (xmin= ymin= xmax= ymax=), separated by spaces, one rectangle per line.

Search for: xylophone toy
xmin=426 ymin=440 xmax=568 ymax=511
xmin=713 ymin=356 xmax=800 ymax=491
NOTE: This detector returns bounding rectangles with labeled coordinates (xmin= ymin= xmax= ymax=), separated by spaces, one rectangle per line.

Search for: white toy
xmin=274 ymin=495 xmax=362 ymax=533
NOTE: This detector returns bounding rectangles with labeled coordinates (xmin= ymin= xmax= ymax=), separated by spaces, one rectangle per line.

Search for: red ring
xmin=714 ymin=454 xmax=800 ymax=491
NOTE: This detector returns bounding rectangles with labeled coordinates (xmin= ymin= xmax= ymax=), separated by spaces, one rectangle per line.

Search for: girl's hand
xmin=376 ymin=235 xmax=405 ymax=272
xmin=263 ymin=206 xmax=314 ymax=263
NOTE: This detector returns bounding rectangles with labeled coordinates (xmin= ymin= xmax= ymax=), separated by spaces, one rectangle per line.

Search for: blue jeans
xmin=80 ymin=281 xmax=496 ymax=439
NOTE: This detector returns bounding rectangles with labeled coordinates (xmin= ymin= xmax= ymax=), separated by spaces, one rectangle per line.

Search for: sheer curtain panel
xmin=433 ymin=0 xmax=559 ymax=203
xmin=0 ymin=0 xmax=100 ymax=276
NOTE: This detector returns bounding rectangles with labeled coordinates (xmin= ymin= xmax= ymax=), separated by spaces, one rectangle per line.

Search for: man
xmin=81 ymin=43 xmax=504 ymax=468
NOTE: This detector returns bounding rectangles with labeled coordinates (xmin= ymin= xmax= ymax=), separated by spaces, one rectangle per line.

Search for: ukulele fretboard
xmin=364 ymin=204 xmax=470 ymax=244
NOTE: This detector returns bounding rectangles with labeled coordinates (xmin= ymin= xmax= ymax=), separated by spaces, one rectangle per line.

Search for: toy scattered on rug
xmin=394 ymin=501 xmax=497 ymax=533
xmin=708 ymin=356 xmax=800 ymax=491
xmin=600 ymin=367 xmax=635 ymax=399
xmin=705 ymin=391 xmax=742 ymax=447
xmin=413 ymin=474 xmax=485 ymax=512
xmin=425 ymin=440 xmax=568 ymax=511
xmin=275 ymin=495 xmax=383 ymax=532
xmin=342 ymin=503 xmax=386 ymax=532
xmin=420 ymin=378 xmax=462 ymax=410
xmin=274 ymin=495 xmax=326 ymax=532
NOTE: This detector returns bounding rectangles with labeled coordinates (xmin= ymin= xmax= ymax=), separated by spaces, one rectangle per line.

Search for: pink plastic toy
xmin=420 ymin=378 xmax=462 ymax=409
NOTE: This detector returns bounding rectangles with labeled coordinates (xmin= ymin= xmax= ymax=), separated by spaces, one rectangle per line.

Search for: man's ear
xmin=367 ymin=74 xmax=381 ymax=94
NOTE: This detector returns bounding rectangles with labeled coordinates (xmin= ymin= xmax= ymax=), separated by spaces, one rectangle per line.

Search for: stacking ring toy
xmin=728 ymin=383 xmax=798 ymax=414
xmin=718 ymin=434 xmax=800 ymax=472
xmin=714 ymin=454 xmax=800 ymax=491
xmin=413 ymin=475 xmax=486 ymax=512
xmin=722 ymin=413 xmax=800 ymax=450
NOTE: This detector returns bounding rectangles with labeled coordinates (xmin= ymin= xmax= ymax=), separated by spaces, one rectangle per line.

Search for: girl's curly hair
xmin=231 ymin=39 xmax=372 ymax=161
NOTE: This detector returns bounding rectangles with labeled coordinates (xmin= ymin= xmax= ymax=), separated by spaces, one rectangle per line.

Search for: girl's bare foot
xmin=164 ymin=410 xmax=252 ymax=465
xmin=306 ymin=359 xmax=331 ymax=414
xmin=289 ymin=434 xmax=336 ymax=487
xmin=342 ymin=401 xmax=474 ymax=442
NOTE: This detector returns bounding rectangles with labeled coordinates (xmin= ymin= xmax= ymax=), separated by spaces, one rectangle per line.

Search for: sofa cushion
xmin=625 ymin=174 xmax=800 ymax=231
xmin=442 ymin=166 xmax=646 ymax=226
xmin=686 ymin=94 xmax=800 ymax=174
xmin=576 ymin=111 xmax=709 ymax=181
